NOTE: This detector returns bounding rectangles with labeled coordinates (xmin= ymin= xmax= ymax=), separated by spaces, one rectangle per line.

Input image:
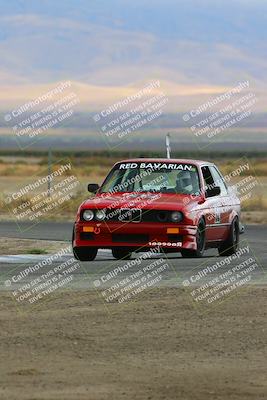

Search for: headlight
xmin=95 ymin=209 xmax=106 ymax=221
xmin=171 ymin=211 xmax=183 ymax=222
xmin=83 ymin=210 xmax=94 ymax=221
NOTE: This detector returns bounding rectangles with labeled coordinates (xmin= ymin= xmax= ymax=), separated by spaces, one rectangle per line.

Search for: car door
xmin=209 ymin=166 xmax=233 ymax=225
xmin=201 ymin=165 xmax=230 ymax=241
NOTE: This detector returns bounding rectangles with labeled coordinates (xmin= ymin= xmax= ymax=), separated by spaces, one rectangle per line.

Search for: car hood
xmin=81 ymin=192 xmax=200 ymax=211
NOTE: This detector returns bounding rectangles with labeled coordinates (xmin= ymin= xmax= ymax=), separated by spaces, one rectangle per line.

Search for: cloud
xmin=0 ymin=7 xmax=266 ymax=112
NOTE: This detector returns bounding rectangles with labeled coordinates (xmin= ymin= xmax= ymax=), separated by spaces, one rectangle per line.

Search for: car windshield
xmin=100 ymin=162 xmax=200 ymax=195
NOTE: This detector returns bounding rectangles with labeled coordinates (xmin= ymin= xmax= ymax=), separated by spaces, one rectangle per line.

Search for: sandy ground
xmin=0 ymin=287 xmax=266 ymax=400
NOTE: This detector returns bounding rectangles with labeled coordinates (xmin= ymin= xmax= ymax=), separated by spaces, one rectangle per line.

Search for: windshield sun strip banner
xmin=117 ymin=162 xmax=196 ymax=171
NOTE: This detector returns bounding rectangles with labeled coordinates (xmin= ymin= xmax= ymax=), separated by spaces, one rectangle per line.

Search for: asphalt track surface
xmin=0 ymin=222 xmax=266 ymax=299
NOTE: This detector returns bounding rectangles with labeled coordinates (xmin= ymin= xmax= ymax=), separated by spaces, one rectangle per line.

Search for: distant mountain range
xmin=0 ymin=0 xmax=266 ymax=152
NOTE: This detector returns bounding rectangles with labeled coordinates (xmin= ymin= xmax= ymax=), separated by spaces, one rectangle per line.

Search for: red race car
xmin=72 ymin=158 xmax=241 ymax=261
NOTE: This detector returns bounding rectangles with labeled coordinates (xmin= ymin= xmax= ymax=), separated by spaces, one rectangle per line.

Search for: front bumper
xmin=73 ymin=221 xmax=198 ymax=250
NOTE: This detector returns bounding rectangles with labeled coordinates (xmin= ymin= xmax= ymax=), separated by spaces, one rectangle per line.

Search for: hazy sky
xmin=0 ymin=0 xmax=266 ymax=112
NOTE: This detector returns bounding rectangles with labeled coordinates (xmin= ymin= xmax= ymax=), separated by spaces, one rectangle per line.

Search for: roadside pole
xmin=48 ymin=148 xmax=52 ymax=197
xmin=166 ymin=133 xmax=171 ymax=159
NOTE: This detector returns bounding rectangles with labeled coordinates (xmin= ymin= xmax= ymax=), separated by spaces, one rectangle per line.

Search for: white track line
xmin=0 ymin=250 xmax=112 ymax=264
xmin=0 ymin=249 xmax=167 ymax=264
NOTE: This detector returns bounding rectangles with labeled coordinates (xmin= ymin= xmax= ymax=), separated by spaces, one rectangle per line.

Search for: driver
xmin=175 ymin=171 xmax=193 ymax=194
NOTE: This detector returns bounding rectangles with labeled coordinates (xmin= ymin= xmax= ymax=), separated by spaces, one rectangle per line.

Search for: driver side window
xmin=201 ymin=166 xmax=228 ymax=196
xmin=210 ymin=167 xmax=228 ymax=196
xmin=201 ymin=166 xmax=214 ymax=192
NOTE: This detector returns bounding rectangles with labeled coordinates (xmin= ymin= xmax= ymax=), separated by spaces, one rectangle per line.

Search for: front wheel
xmin=218 ymin=217 xmax=239 ymax=256
xmin=181 ymin=219 xmax=206 ymax=258
xmin=112 ymin=248 xmax=132 ymax=260
xmin=73 ymin=247 xmax=98 ymax=261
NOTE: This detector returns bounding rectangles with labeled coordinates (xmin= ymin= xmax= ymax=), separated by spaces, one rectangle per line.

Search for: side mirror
xmin=88 ymin=183 xmax=100 ymax=193
xmin=205 ymin=186 xmax=221 ymax=198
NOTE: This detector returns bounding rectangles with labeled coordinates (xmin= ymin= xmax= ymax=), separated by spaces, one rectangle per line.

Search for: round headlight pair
xmin=83 ymin=209 xmax=106 ymax=221
xmin=171 ymin=211 xmax=183 ymax=222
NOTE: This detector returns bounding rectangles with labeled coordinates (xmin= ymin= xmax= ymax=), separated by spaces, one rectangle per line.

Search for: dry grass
xmin=1 ymin=156 xmax=266 ymax=177
xmin=0 ymin=163 xmax=40 ymax=176
xmin=218 ymin=158 xmax=267 ymax=176
xmin=242 ymin=195 xmax=267 ymax=211
xmin=242 ymin=211 xmax=267 ymax=224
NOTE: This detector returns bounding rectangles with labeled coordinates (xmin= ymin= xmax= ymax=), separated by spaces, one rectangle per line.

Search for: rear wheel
xmin=181 ymin=219 xmax=206 ymax=258
xmin=73 ymin=247 xmax=98 ymax=261
xmin=218 ymin=217 xmax=239 ymax=256
xmin=112 ymin=248 xmax=132 ymax=260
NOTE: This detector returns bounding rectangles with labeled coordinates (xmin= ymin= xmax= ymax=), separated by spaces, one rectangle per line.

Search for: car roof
xmin=115 ymin=158 xmax=214 ymax=167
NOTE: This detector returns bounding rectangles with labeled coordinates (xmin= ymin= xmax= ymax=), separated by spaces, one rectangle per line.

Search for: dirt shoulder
xmin=0 ymin=287 xmax=266 ymax=400
xmin=0 ymin=237 xmax=67 ymax=255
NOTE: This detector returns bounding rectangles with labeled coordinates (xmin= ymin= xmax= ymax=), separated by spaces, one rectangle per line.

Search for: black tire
xmin=72 ymin=225 xmax=75 ymax=244
xmin=181 ymin=218 xmax=206 ymax=258
xmin=112 ymin=248 xmax=132 ymax=260
xmin=73 ymin=247 xmax=98 ymax=261
xmin=218 ymin=217 xmax=239 ymax=256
